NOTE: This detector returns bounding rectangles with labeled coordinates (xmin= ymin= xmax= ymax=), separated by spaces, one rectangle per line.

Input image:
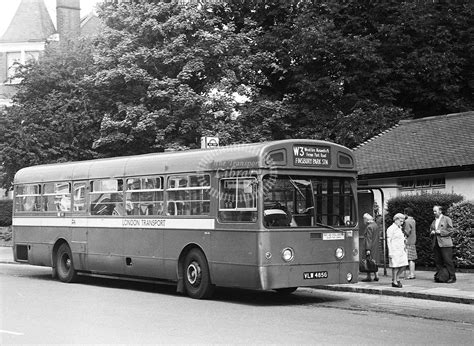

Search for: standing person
xmin=362 ymin=213 xmax=379 ymax=282
xmin=430 ymin=206 xmax=456 ymax=283
xmin=404 ymin=207 xmax=417 ymax=279
xmin=386 ymin=213 xmax=408 ymax=288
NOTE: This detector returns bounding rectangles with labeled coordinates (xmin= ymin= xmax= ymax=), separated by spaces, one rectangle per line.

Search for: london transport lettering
xmin=293 ymin=145 xmax=331 ymax=167
xmin=122 ymin=219 xmax=166 ymax=227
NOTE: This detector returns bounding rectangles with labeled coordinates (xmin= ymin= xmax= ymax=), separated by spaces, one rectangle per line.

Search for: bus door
xmin=70 ymin=181 xmax=88 ymax=270
xmin=122 ymin=177 xmax=165 ymax=277
xmin=86 ymin=179 xmax=125 ymax=274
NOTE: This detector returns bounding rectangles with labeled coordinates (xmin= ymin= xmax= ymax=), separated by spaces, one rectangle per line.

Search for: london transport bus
xmin=12 ymin=139 xmax=359 ymax=299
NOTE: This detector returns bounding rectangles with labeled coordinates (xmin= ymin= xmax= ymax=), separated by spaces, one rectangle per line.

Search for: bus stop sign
xmin=201 ymin=136 xmax=220 ymax=149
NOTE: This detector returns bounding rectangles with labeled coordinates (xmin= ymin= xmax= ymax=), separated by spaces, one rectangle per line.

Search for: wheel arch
xmin=51 ymin=238 xmax=69 ymax=279
xmin=176 ymin=243 xmax=211 ymax=294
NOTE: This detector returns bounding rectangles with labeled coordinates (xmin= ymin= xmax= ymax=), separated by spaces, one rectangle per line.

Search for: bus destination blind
xmin=293 ymin=145 xmax=331 ymax=167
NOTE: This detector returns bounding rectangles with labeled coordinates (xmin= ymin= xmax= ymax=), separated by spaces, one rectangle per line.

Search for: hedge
xmin=448 ymin=201 xmax=474 ymax=268
xmin=386 ymin=193 xmax=468 ymax=268
xmin=0 ymin=200 xmax=13 ymax=227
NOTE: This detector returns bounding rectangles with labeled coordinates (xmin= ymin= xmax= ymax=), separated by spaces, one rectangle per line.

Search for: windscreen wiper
xmin=314 ymin=222 xmax=345 ymax=233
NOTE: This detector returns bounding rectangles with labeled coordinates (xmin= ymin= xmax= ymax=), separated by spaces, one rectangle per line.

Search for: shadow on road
xmin=78 ymin=275 xmax=344 ymax=306
xmin=12 ymin=265 xmax=345 ymax=306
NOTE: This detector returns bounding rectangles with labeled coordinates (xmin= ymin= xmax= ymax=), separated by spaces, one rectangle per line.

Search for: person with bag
xmin=387 ymin=213 xmax=409 ymax=288
xmin=430 ymin=205 xmax=456 ymax=283
xmin=361 ymin=213 xmax=379 ymax=282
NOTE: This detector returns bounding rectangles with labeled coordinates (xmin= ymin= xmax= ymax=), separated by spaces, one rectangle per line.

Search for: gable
xmin=0 ymin=0 xmax=55 ymax=43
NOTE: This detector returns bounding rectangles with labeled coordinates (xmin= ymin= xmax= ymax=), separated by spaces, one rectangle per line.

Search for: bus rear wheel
xmin=183 ymin=248 xmax=214 ymax=299
xmin=56 ymin=243 xmax=77 ymax=283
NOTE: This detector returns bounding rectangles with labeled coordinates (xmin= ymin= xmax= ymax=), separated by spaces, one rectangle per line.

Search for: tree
xmin=91 ymin=1 xmax=265 ymax=154
xmin=0 ymin=40 xmax=101 ymax=189
xmin=332 ymin=0 xmax=474 ymax=117
xmin=2 ymin=0 xmax=472 ymax=190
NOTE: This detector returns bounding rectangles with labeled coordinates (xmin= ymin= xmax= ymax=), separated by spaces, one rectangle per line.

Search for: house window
xmin=431 ymin=177 xmax=446 ymax=187
xmin=415 ymin=179 xmax=430 ymax=188
xmin=6 ymin=50 xmax=40 ymax=84
xmin=6 ymin=52 xmax=21 ymax=83
xmin=401 ymin=177 xmax=445 ymax=189
xmin=400 ymin=180 xmax=414 ymax=189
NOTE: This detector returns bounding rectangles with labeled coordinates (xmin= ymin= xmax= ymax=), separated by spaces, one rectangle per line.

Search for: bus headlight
xmin=281 ymin=247 xmax=294 ymax=262
xmin=335 ymin=247 xmax=344 ymax=259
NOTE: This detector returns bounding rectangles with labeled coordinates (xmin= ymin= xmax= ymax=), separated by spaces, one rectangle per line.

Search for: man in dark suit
xmin=430 ymin=205 xmax=456 ymax=283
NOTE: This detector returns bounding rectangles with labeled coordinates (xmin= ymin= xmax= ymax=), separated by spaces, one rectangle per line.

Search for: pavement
xmin=1 ymin=246 xmax=473 ymax=304
xmin=315 ymin=266 xmax=474 ymax=305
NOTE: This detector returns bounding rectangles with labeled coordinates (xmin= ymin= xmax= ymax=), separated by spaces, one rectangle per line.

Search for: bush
xmin=386 ymin=193 xmax=464 ymax=267
xmin=0 ymin=226 xmax=12 ymax=242
xmin=0 ymin=200 xmax=13 ymax=227
xmin=448 ymin=201 xmax=474 ymax=268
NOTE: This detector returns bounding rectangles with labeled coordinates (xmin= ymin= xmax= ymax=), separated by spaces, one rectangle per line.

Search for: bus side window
xmin=166 ymin=175 xmax=210 ymax=216
xmin=90 ymin=179 xmax=124 ymax=216
xmin=218 ymin=178 xmax=257 ymax=223
xmin=73 ymin=182 xmax=87 ymax=212
xmin=15 ymin=184 xmax=41 ymax=212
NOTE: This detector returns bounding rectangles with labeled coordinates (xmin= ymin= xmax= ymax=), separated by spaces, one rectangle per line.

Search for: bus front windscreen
xmin=263 ymin=175 xmax=357 ymax=228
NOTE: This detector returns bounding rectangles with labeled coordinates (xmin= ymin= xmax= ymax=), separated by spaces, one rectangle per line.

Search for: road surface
xmin=1 ymin=263 xmax=472 ymax=344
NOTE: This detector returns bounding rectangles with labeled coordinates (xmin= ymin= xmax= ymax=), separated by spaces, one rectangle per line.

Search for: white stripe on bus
xmin=12 ymin=217 xmax=216 ymax=230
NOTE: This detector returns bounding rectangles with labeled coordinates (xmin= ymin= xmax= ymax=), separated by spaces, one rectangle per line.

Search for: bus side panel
xmin=162 ymin=229 xmax=211 ymax=281
xmin=70 ymin=225 xmax=88 ymax=271
xmin=13 ymin=222 xmax=72 ymax=267
xmin=87 ymin=226 xmax=125 ymax=275
xmin=122 ymin=228 xmax=164 ymax=278
xmin=209 ymin=230 xmax=260 ymax=289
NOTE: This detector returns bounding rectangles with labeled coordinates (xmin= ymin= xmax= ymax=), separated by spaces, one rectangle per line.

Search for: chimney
xmin=56 ymin=0 xmax=81 ymax=43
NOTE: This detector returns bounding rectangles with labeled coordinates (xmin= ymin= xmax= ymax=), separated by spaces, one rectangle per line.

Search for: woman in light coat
xmin=386 ymin=213 xmax=409 ymax=288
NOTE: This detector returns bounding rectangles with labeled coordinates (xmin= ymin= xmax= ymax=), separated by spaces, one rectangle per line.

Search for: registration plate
xmin=303 ymin=271 xmax=328 ymax=280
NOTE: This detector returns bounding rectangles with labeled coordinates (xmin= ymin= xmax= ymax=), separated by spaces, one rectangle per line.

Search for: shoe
xmin=397 ymin=281 xmax=403 ymax=288
xmin=373 ymin=277 xmax=379 ymax=282
xmin=391 ymin=282 xmax=402 ymax=288
xmin=407 ymin=275 xmax=416 ymax=280
xmin=362 ymin=278 xmax=372 ymax=282
xmin=447 ymin=277 xmax=457 ymax=283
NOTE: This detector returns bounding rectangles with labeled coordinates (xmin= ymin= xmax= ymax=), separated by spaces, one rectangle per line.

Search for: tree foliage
xmin=91 ymin=2 xmax=262 ymax=154
xmin=1 ymin=0 xmax=472 ymax=188
xmin=0 ymin=41 xmax=101 ymax=188
xmin=448 ymin=201 xmax=474 ymax=268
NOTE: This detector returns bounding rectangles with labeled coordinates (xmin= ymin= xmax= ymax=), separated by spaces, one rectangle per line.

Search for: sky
xmin=0 ymin=0 xmax=102 ymax=36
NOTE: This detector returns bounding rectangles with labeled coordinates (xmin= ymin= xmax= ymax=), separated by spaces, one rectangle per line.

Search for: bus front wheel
xmin=56 ymin=243 xmax=77 ymax=283
xmin=183 ymin=248 xmax=214 ymax=299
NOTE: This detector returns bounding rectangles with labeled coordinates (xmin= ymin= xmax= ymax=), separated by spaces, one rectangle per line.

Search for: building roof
xmin=0 ymin=0 xmax=55 ymax=43
xmin=353 ymin=111 xmax=474 ymax=178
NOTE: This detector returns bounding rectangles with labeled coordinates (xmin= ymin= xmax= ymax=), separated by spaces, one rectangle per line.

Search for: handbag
xmin=359 ymin=255 xmax=378 ymax=273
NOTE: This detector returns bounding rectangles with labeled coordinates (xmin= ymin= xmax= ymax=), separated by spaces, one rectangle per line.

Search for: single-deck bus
xmin=12 ymin=139 xmax=359 ymax=299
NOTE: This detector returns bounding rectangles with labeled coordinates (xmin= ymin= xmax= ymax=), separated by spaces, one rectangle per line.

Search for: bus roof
xmin=14 ymin=139 xmax=355 ymax=184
